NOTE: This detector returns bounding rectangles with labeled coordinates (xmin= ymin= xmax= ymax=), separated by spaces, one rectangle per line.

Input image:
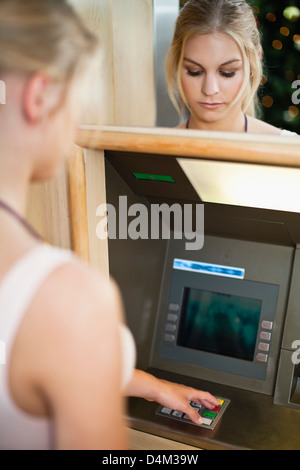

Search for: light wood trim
xmin=76 ymin=125 xmax=300 ymax=168
xmin=111 ymin=0 xmax=155 ymax=127
xmin=68 ymin=145 xmax=90 ymax=262
xmin=84 ymin=149 xmax=109 ymax=278
xmin=127 ymin=428 xmax=200 ymax=451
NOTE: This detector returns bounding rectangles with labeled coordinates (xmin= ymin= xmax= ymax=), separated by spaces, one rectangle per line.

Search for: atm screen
xmin=151 ymin=255 xmax=280 ymax=390
xmin=178 ymin=288 xmax=261 ymax=362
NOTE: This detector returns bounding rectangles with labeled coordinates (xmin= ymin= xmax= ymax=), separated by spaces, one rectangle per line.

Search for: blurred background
xmin=180 ymin=0 xmax=300 ymax=132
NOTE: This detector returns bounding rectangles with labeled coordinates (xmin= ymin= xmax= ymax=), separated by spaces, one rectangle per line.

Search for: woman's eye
xmin=220 ymin=70 xmax=236 ymax=78
xmin=187 ymin=69 xmax=203 ymax=77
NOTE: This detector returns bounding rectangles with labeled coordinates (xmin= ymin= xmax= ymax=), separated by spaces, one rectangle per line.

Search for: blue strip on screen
xmin=173 ymin=258 xmax=245 ymax=279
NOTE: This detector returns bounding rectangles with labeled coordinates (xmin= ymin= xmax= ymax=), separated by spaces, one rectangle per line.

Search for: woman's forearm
xmin=124 ymin=369 xmax=161 ymax=402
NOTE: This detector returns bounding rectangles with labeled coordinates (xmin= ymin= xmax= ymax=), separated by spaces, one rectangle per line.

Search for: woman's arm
xmin=124 ymin=369 xmax=220 ymax=425
xmin=13 ymin=261 xmax=128 ymax=450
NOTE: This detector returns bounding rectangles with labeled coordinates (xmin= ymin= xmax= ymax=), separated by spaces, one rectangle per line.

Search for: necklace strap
xmin=244 ymin=113 xmax=248 ymax=132
xmin=0 ymin=200 xmax=43 ymax=241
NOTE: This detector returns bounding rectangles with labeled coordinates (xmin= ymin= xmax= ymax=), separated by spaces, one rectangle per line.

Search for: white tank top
xmin=0 ymin=245 xmax=135 ymax=450
xmin=281 ymin=129 xmax=298 ymax=136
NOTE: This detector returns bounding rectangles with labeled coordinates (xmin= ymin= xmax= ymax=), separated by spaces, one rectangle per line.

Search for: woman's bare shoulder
xmin=15 ymin=256 xmax=124 ymax=378
xmin=247 ymin=116 xmax=282 ymax=135
xmin=38 ymin=257 xmax=123 ymax=325
xmin=9 ymin=256 xmax=125 ymax=422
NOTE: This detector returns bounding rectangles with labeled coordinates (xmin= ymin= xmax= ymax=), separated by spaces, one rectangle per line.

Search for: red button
xmin=212 ymin=406 xmax=220 ymax=412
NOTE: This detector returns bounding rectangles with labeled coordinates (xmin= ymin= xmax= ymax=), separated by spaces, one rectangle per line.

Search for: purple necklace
xmin=0 ymin=199 xmax=43 ymax=241
xmin=186 ymin=114 xmax=248 ymax=132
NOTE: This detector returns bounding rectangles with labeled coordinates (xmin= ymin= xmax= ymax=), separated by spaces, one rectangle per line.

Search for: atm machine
xmin=99 ymin=130 xmax=300 ymax=450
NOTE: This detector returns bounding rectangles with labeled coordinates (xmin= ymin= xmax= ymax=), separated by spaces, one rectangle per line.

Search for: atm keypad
xmin=155 ymin=397 xmax=230 ymax=431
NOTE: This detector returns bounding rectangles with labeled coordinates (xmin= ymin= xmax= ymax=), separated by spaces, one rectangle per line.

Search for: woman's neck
xmin=0 ymin=141 xmax=32 ymax=217
xmin=188 ymin=109 xmax=247 ymax=133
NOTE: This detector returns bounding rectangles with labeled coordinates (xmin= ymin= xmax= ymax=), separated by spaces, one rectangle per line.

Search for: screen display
xmin=178 ymin=288 xmax=262 ymax=361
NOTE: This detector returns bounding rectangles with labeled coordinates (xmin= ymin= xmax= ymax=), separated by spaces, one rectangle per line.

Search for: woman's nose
xmin=201 ymin=74 xmax=220 ymax=96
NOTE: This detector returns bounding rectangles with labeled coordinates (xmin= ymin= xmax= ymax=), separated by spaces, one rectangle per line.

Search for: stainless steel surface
xmin=128 ymin=369 xmax=300 ymax=450
xmin=153 ymin=0 xmax=180 ymax=127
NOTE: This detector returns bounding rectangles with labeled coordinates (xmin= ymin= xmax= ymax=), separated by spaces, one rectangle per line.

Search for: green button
xmin=203 ymin=411 xmax=217 ymax=419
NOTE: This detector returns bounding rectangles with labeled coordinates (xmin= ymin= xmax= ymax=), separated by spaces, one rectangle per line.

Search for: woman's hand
xmin=125 ymin=369 xmax=220 ymax=426
xmin=154 ymin=379 xmax=220 ymax=425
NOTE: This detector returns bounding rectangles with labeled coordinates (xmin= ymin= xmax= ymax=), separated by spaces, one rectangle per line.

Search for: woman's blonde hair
xmin=0 ymin=0 xmax=98 ymax=85
xmin=165 ymin=0 xmax=263 ymax=118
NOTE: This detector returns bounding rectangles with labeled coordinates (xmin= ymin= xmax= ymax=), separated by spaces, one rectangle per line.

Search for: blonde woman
xmin=0 ymin=0 xmax=218 ymax=450
xmin=166 ymin=0 xmax=297 ymax=135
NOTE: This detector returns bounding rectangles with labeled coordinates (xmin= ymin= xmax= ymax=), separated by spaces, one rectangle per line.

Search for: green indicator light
xmin=133 ymin=173 xmax=175 ymax=183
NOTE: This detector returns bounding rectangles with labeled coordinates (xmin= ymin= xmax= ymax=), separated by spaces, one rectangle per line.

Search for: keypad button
xmin=172 ymin=410 xmax=183 ymax=418
xmin=218 ymin=399 xmax=224 ymax=406
xmin=212 ymin=406 xmax=220 ymax=412
xmin=161 ymin=407 xmax=172 ymax=415
xmin=190 ymin=401 xmax=202 ymax=409
xmin=203 ymin=410 xmax=217 ymax=419
xmin=202 ymin=418 xmax=213 ymax=426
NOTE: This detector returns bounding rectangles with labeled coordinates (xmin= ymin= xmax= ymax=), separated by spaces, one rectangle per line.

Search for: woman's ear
xmin=22 ymin=72 xmax=61 ymax=123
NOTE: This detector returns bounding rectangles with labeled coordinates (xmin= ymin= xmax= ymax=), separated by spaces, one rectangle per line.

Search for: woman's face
xmin=180 ymin=32 xmax=245 ymax=127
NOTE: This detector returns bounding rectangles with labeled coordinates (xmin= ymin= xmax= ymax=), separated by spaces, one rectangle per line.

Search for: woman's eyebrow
xmin=183 ymin=57 xmax=242 ymax=67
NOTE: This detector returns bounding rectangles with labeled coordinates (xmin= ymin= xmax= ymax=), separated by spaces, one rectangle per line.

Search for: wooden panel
xmin=111 ymin=0 xmax=156 ymax=126
xmin=68 ymin=145 xmax=90 ymax=261
xmin=128 ymin=428 xmax=200 ymax=450
xmin=85 ymin=149 xmax=109 ymax=277
xmin=70 ymin=0 xmax=115 ymax=126
xmin=76 ymin=126 xmax=300 ymax=168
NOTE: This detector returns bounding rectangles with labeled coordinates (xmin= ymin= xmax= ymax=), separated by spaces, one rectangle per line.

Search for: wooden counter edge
xmin=76 ymin=125 xmax=300 ymax=168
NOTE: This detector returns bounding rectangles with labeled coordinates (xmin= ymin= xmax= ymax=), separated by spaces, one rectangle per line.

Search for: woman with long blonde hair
xmin=166 ymin=0 xmax=297 ymax=135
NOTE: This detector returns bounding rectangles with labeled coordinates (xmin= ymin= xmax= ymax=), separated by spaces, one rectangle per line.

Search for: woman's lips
xmin=199 ymin=102 xmax=224 ymax=109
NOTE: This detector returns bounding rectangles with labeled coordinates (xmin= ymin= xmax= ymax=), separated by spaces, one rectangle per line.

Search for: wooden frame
xmin=76 ymin=125 xmax=300 ymax=167
xmin=68 ymin=125 xmax=300 ymax=271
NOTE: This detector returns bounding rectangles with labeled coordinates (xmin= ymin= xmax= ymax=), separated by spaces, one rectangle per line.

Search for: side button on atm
xmin=165 ymin=323 xmax=176 ymax=333
xmin=169 ymin=303 xmax=179 ymax=312
xmin=258 ymin=342 xmax=270 ymax=352
xmin=256 ymin=353 xmax=268 ymax=363
xmin=164 ymin=334 xmax=175 ymax=343
xmin=261 ymin=320 xmax=273 ymax=330
xmin=260 ymin=331 xmax=271 ymax=341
